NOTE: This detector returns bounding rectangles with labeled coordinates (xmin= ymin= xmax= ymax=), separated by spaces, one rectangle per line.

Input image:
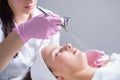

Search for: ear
xmin=56 ymin=75 xmax=64 ymax=80
xmin=53 ymin=70 xmax=64 ymax=80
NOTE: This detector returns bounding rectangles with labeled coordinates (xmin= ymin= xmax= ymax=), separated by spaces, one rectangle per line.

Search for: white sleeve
xmin=48 ymin=32 xmax=60 ymax=45
xmin=0 ymin=19 xmax=4 ymax=42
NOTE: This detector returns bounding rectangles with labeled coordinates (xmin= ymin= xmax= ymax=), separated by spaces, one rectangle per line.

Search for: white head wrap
xmin=31 ymin=51 xmax=56 ymax=80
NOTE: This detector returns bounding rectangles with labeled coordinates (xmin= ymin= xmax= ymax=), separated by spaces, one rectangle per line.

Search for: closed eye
xmin=55 ymin=49 xmax=62 ymax=57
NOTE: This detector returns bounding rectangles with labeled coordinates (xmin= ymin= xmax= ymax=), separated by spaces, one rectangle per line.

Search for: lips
xmin=74 ymin=48 xmax=81 ymax=55
xmin=24 ymin=5 xmax=33 ymax=9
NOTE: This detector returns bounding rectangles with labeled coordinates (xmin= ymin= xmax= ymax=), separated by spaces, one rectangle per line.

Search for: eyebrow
xmin=50 ymin=47 xmax=58 ymax=56
xmin=50 ymin=45 xmax=63 ymax=58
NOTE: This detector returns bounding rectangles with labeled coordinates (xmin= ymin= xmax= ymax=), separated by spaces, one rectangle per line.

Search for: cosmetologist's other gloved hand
xmin=13 ymin=14 xmax=63 ymax=42
xmin=86 ymin=50 xmax=107 ymax=67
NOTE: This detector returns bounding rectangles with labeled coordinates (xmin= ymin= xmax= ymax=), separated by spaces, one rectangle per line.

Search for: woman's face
xmin=42 ymin=44 xmax=88 ymax=76
xmin=8 ymin=0 xmax=38 ymax=15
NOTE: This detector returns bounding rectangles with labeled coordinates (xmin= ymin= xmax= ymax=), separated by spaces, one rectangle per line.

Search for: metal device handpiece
xmin=37 ymin=6 xmax=71 ymax=32
xmin=61 ymin=17 xmax=71 ymax=32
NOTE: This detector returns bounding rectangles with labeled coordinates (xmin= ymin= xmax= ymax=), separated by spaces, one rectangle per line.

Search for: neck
xmin=14 ymin=14 xmax=31 ymax=25
xmin=65 ymin=66 xmax=98 ymax=80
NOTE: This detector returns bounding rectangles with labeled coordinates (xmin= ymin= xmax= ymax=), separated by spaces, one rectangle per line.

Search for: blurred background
xmin=38 ymin=0 xmax=120 ymax=54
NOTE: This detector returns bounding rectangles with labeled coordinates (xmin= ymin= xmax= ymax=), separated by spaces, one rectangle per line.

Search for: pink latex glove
xmin=86 ymin=50 xmax=105 ymax=67
xmin=13 ymin=14 xmax=62 ymax=42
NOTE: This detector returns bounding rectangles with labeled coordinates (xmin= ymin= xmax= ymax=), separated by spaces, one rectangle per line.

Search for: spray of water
xmin=61 ymin=28 xmax=91 ymax=51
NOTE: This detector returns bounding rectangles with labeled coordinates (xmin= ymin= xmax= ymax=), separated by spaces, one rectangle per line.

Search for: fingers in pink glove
xmin=48 ymin=16 xmax=63 ymax=30
xmin=90 ymin=61 xmax=103 ymax=67
xmin=86 ymin=50 xmax=106 ymax=67
xmin=46 ymin=12 xmax=64 ymax=28
xmin=13 ymin=14 xmax=63 ymax=42
xmin=86 ymin=50 xmax=105 ymax=57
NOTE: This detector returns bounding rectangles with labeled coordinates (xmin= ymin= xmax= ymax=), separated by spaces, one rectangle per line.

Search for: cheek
xmin=12 ymin=1 xmax=23 ymax=8
xmin=35 ymin=0 xmax=38 ymax=4
xmin=55 ymin=58 xmax=77 ymax=74
xmin=58 ymin=53 xmax=72 ymax=61
xmin=56 ymin=54 xmax=74 ymax=67
xmin=14 ymin=0 xmax=23 ymax=4
xmin=17 ymin=0 xmax=24 ymax=2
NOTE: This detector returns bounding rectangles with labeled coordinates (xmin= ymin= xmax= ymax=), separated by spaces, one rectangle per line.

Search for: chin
xmin=24 ymin=10 xmax=33 ymax=15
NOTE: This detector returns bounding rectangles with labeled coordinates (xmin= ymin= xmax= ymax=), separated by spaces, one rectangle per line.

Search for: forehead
xmin=42 ymin=45 xmax=60 ymax=56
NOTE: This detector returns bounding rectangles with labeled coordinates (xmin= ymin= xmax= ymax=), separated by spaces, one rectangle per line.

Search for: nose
xmin=66 ymin=44 xmax=72 ymax=50
xmin=27 ymin=0 xmax=33 ymax=3
xmin=61 ymin=43 xmax=72 ymax=51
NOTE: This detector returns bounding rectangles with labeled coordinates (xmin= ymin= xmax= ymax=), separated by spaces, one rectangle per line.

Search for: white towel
xmin=92 ymin=53 xmax=120 ymax=80
xmin=31 ymin=51 xmax=56 ymax=80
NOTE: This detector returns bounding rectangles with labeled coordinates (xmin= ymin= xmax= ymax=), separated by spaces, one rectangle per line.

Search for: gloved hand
xmin=13 ymin=14 xmax=63 ymax=42
xmin=86 ymin=50 xmax=106 ymax=67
